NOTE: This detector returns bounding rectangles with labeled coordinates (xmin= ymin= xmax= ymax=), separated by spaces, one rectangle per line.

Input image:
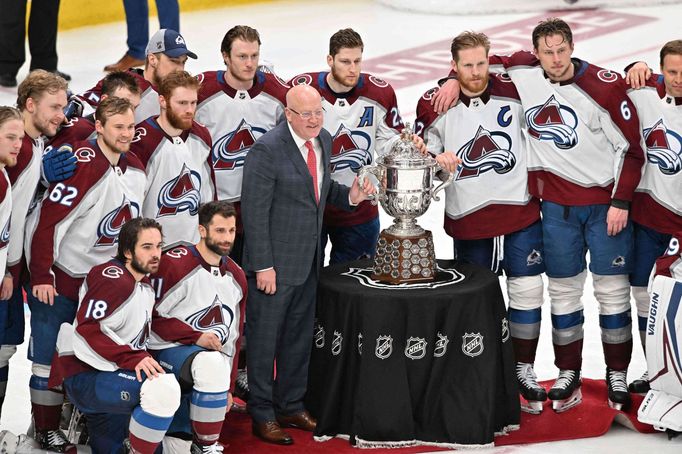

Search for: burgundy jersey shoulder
xmin=224 ymin=256 xmax=247 ymax=294
xmin=490 ymin=73 xmax=521 ymax=100
xmin=130 ymin=118 xmax=166 ymax=167
xmin=5 ymin=135 xmax=35 ymax=184
xmin=494 ymin=51 xmax=539 ymax=69
xmin=0 ymin=169 xmax=8 ymax=201
xmin=82 ymin=260 xmax=137 ymax=306
xmin=120 ymin=148 xmax=146 ymax=174
xmin=66 ymin=140 xmax=113 ymax=185
xmin=415 ymin=87 xmax=441 ymax=138
xmin=354 ymin=73 xmax=399 ymax=111
xmin=49 ymin=117 xmax=96 ymax=149
xmin=575 ymin=62 xmax=630 ymax=104
xmin=189 ymin=120 xmax=212 ymax=148
xmin=154 ymin=246 xmax=201 ymax=298
xmin=289 ymin=71 xmax=322 ymax=89
xmin=197 ymin=71 xmax=223 ymax=104
xmin=260 ymin=71 xmax=289 ymax=104
xmin=646 ymin=73 xmax=667 ymax=98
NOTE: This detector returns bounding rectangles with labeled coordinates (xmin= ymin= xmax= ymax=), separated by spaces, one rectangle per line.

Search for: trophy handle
xmin=357 ymin=165 xmax=384 ymax=206
xmin=431 ymin=165 xmax=455 ymax=202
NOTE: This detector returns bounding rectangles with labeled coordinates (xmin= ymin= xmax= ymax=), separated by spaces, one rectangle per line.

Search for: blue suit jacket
xmin=241 ymin=122 xmax=352 ymax=285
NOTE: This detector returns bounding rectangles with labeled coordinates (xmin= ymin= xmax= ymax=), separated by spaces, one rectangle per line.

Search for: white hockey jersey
xmin=416 ymin=75 xmax=539 ymax=240
xmin=491 ymin=52 xmax=644 ymax=206
xmin=289 ymin=72 xmax=404 ymax=227
xmin=51 ymin=260 xmax=155 ymax=383
xmin=627 ymin=74 xmax=682 ymax=234
xmin=0 ymin=169 xmax=11 ymax=280
xmin=195 ymin=70 xmax=288 ymax=203
xmin=149 ymin=246 xmax=247 ymax=380
xmin=5 ymin=135 xmax=44 ymax=288
xmin=130 ymin=118 xmax=215 ymax=251
xmin=25 ymin=140 xmax=146 ymax=301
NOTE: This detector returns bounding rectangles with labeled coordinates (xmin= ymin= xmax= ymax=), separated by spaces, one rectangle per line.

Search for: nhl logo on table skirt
xmin=314 ymin=323 xmax=325 ymax=349
xmin=502 ymin=318 xmax=510 ymax=343
xmin=331 ymin=331 xmax=343 ymax=356
xmin=462 ymin=333 xmax=484 ymax=357
xmin=404 ymin=337 xmax=427 ymax=360
xmin=433 ymin=332 xmax=449 ymax=357
xmin=375 ymin=335 xmax=393 ymax=359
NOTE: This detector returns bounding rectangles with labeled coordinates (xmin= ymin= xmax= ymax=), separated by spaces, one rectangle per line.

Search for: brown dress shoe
xmin=104 ymin=54 xmax=145 ymax=72
xmin=276 ymin=411 xmax=317 ymax=432
xmin=252 ymin=420 xmax=293 ymax=445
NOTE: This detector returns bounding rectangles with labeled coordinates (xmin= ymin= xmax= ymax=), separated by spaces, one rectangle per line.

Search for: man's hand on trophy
xmin=350 ymin=175 xmax=377 ymax=205
xmin=435 ymin=151 xmax=462 ymax=174
xmin=411 ymin=134 xmax=428 ymax=155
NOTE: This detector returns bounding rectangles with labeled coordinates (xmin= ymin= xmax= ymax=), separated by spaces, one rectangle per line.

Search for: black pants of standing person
xmin=0 ymin=0 xmax=67 ymax=86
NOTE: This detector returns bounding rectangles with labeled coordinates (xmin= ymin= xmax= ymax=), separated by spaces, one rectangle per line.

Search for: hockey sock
xmin=129 ymin=406 xmax=175 ymax=454
xmin=190 ymin=389 xmax=228 ymax=445
xmin=508 ymin=307 xmax=541 ymax=363
xmin=29 ymin=374 xmax=64 ymax=431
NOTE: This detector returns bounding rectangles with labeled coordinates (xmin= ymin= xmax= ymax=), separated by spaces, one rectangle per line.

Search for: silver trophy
xmin=358 ymin=123 xmax=454 ymax=283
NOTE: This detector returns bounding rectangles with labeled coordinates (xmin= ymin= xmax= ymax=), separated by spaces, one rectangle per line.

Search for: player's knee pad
xmin=191 ymin=351 xmax=231 ymax=393
xmin=31 ymin=363 xmax=51 ymax=379
xmin=140 ymin=374 xmax=181 ymax=418
xmin=547 ymin=270 xmax=586 ymax=314
xmin=0 ymin=345 xmax=17 ymax=368
xmin=593 ymin=274 xmax=630 ymax=315
xmin=632 ymin=286 xmax=650 ymax=319
xmin=507 ymin=275 xmax=544 ymax=311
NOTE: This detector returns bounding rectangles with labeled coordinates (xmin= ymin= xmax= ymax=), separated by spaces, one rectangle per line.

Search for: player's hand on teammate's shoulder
xmin=625 ymin=62 xmax=651 ymax=90
xmin=431 ymin=79 xmax=460 ymax=114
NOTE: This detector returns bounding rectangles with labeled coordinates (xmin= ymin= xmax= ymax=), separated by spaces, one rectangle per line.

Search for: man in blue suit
xmin=241 ymin=84 xmax=373 ymax=445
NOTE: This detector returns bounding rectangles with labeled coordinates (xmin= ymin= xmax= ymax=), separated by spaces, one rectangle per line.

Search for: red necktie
xmin=305 ymin=140 xmax=319 ymax=203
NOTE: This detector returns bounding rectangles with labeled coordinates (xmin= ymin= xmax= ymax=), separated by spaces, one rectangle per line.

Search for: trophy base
xmin=371 ymin=230 xmax=436 ymax=284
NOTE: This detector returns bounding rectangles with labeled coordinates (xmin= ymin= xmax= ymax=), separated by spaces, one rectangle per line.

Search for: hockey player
xmin=637 ymin=232 xmax=682 ymax=434
xmin=24 ymin=97 xmax=146 ymax=451
xmin=621 ymin=40 xmax=682 ymax=394
xmin=416 ymin=31 xmax=546 ymax=414
xmin=49 ymin=217 xmax=182 ymax=454
xmin=289 ymin=28 xmax=425 ymax=264
xmin=130 ymin=70 xmax=215 ymax=251
xmin=79 ymin=29 xmax=197 ymax=123
xmin=0 ymin=71 xmax=67 ymax=429
xmin=149 ymin=201 xmax=246 ymax=454
xmin=194 ymin=25 xmax=288 ymax=265
xmin=437 ymin=18 xmax=644 ymax=411
xmin=0 ymin=107 xmax=23 ymax=418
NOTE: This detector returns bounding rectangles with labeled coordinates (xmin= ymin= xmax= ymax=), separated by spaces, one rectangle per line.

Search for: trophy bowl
xmin=358 ymin=123 xmax=453 ymax=283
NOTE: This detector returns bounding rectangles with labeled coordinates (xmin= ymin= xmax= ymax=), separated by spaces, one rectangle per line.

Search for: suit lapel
xmin=281 ymin=125 xmax=318 ymax=203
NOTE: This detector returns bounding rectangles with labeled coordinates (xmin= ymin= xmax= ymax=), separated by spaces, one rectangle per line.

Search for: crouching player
xmin=149 ymin=201 xmax=247 ymax=454
xmin=637 ymin=232 xmax=682 ymax=435
xmin=50 ymin=218 xmax=182 ymax=454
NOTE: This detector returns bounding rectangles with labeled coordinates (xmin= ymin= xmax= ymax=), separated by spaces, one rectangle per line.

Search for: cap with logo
xmin=145 ymin=29 xmax=198 ymax=59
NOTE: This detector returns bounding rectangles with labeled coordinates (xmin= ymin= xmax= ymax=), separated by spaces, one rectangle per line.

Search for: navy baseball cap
xmin=145 ymin=29 xmax=197 ymax=59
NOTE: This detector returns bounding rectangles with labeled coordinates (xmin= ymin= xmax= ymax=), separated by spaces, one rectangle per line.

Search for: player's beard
xmin=460 ymin=76 xmax=488 ymax=96
xmin=130 ymin=252 xmax=160 ymax=275
xmin=166 ymin=105 xmax=193 ymax=131
xmin=205 ymin=233 xmax=232 ymax=257
xmin=229 ymin=65 xmax=255 ymax=84
xmin=101 ymin=133 xmax=130 ymax=155
xmin=330 ymin=65 xmax=358 ymax=90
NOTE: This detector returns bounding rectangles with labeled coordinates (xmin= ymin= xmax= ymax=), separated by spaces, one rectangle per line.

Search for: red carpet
xmin=220 ymin=379 xmax=657 ymax=452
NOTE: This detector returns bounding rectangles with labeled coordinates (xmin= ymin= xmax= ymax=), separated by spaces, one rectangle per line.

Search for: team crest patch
xmin=462 ymin=332 xmax=484 ymax=357
xmin=157 ymin=164 xmax=202 ymax=217
xmin=212 ymin=119 xmax=266 ymax=171
xmin=75 ymin=147 xmax=96 ymax=163
xmin=455 ymin=126 xmax=515 ymax=180
xmin=368 ymin=75 xmax=388 ymax=88
xmin=331 ymin=331 xmax=343 ymax=356
xmin=95 ymin=197 xmax=140 ymax=246
xmin=526 ymin=95 xmax=578 ymax=149
xmin=120 ymin=391 xmax=130 ymax=401
xmin=502 ymin=318 xmax=510 ymax=343
xmin=342 ymin=266 xmax=465 ymax=289
xmin=611 ymin=256 xmax=626 ymax=267
xmin=0 ymin=217 xmax=10 ymax=248
xmin=102 ymin=266 xmax=124 ymax=279
xmin=314 ymin=323 xmax=325 ymax=348
xmin=291 ymin=73 xmax=313 ymax=86
xmin=186 ymin=295 xmax=233 ymax=344
xmin=527 ymin=249 xmax=543 ymax=266
xmin=597 ymin=69 xmax=618 ymax=83
xmin=434 ymin=332 xmax=449 ymax=357
xmin=643 ymin=119 xmax=682 ymax=175
xmin=331 ymin=124 xmax=372 ymax=173
xmin=404 ymin=337 xmax=427 ymax=360
xmin=375 ymin=335 xmax=393 ymax=359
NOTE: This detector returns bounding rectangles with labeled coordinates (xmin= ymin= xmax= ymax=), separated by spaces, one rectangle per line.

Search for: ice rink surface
xmin=1 ymin=0 xmax=681 ymax=452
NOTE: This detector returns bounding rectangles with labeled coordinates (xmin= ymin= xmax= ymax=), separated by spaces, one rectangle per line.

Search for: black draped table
xmin=306 ymin=260 xmax=520 ymax=449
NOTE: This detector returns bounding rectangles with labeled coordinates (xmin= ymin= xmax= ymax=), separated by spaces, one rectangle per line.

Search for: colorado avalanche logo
xmin=643 ymin=119 xmax=682 ymax=175
xmin=95 ymin=197 xmax=140 ymax=246
xmin=157 ymin=164 xmax=202 ymax=217
xmin=525 ymin=95 xmax=578 ymax=149
xmin=212 ymin=119 xmax=266 ymax=171
xmin=0 ymin=216 xmax=10 ymax=249
xmin=131 ymin=314 xmax=151 ymax=350
xmin=291 ymin=74 xmax=313 ymax=86
xmin=186 ymin=295 xmax=233 ymax=344
xmin=331 ymin=124 xmax=372 ymax=172
xmin=455 ymin=126 xmax=515 ymax=180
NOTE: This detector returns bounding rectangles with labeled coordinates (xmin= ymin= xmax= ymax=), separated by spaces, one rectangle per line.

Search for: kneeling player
xmin=50 ymin=218 xmax=182 ymax=454
xmin=149 ymin=201 xmax=246 ymax=454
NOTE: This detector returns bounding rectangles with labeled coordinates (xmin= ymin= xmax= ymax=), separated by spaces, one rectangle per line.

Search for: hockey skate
xmin=606 ymin=368 xmax=631 ymax=410
xmin=548 ymin=369 xmax=582 ymax=412
xmin=627 ymin=370 xmax=650 ymax=394
xmin=516 ymin=362 xmax=547 ymax=414
xmin=0 ymin=431 xmax=90 ymax=454
xmin=33 ymin=430 xmax=73 ymax=453
xmin=190 ymin=441 xmax=224 ymax=454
